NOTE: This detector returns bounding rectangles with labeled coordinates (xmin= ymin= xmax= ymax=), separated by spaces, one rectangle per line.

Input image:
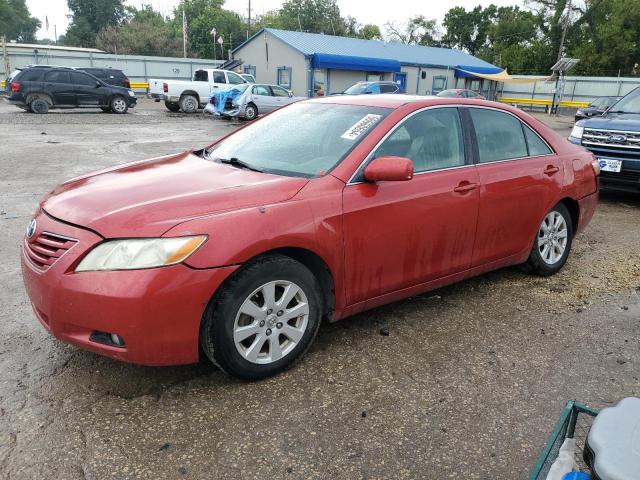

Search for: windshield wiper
xmin=607 ymin=110 xmax=633 ymax=114
xmin=216 ymin=157 xmax=264 ymax=173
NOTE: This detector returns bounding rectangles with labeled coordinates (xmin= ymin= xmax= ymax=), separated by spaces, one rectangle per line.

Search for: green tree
xmin=360 ymin=24 xmax=382 ymax=40
xmin=96 ymin=6 xmax=181 ymax=56
xmin=64 ymin=0 xmax=126 ymax=47
xmin=0 ymin=0 xmax=40 ymax=42
xmin=276 ymin=0 xmax=347 ymax=35
xmin=385 ymin=15 xmax=441 ymax=45
xmin=442 ymin=5 xmax=497 ymax=55
xmin=570 ymin=0 xmax=640 ymax=75
xmin=172 ymin=0 xmax=245 ymax=59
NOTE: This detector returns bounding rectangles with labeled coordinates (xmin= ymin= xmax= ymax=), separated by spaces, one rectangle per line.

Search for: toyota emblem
xmin=26 ymin=219 xmax=37 ymax=239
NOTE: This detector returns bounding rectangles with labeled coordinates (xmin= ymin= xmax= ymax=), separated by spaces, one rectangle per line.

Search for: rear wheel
xmin=179 ymin=95 xmax=198 ymax=113
xmin=30 ymin=98 xmax=49 ymax=114
xmin=200 ymin=254 xmax=322 ymax=381
xmin=110 ymin=96 xmax=128 ymax=114
xmin=243 ymin=103 xmax=258 ymax=120
xmin=164 ymin=101 xmax=180 ymax=112
xmin=523 ymin=203 xmax=573 ymax=276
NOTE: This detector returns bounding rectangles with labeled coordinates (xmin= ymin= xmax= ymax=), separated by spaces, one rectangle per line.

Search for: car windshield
xmin=343 ymin=83 xmax=369 ymax=95
xmin=207 ymin=102 xmax=391 ymax=177
xmin=608 ymin=89 xmax=640 ymax=114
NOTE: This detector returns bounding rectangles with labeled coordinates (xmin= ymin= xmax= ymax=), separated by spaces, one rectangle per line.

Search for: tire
xmin=179 ymin=94 xmax=198 ymax=113
xmin=523 ymin=202 xmax=573 ymax=276
xmin=100 ymin=106 xmax=111 ymax=113
xmin=164 ymin=101 xmax=180 ymax=112
xmin=30 ymin=98 xmax=49 ymax=114
xmin=200 ymin=254 xmax=322 ymax=381
xmin=110 ymin=96 xmax=129 ymax=114
xmin=243 ymin=103 xmax=258 ymax=120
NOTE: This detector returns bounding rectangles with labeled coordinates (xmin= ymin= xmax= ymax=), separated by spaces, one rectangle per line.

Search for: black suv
xmin=76 ymin=67 xmax=130 ymax=88
xmin=6 ymin=66 xmax=136 ymax=114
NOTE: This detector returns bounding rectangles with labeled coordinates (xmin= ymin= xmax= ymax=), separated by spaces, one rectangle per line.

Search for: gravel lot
xmin=0 ymin=98 xmax=639 ymax=480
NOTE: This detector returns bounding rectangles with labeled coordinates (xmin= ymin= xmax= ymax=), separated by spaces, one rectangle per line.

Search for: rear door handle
xmin=544 ymin=165 xmax=560 ymax=176
xmin=453 ymin=181 xmax=478 ymax=193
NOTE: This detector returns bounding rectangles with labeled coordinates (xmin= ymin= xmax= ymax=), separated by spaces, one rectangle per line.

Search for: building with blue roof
xmin=231 ymin=28 xmax=502 ymax=98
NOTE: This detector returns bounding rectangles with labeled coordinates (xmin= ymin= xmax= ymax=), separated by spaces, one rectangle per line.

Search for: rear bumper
xmin=151 ymin=93 xmax=167 ymax=101
xmin=21 ymin=210 xmax=238 ymax=366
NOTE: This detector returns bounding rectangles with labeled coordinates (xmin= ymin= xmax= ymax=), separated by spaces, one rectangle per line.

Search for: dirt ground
xmin=0 ymin=98 xmax=638 ymax=480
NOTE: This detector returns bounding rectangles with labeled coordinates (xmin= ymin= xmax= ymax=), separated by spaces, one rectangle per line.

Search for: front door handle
xmin=544 ymin=165 xmax=560 ymax=176
xmin=453 ymin=181 xmax=478 ymax=193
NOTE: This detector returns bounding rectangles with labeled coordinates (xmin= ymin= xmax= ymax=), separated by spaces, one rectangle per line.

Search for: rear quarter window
xmin=17 ymin=69 xmax=45 ymax=81
xmin=524 ymin=125 xmax=552 ymax=156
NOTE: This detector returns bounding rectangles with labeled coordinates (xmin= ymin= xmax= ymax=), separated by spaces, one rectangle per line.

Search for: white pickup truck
xmin=149 ymin=69 xmax=248 ymax=113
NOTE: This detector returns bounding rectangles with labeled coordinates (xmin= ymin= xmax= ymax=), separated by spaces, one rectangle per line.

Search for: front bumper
xmin=21 ymin=210 xmax=238 ymax=366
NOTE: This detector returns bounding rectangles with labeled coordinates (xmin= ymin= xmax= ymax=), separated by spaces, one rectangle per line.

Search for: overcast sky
xmin=27 ymin=0 xmax=518 ymax=41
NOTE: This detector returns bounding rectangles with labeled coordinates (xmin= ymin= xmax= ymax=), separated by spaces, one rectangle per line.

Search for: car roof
xmin=303 ymin=94 xmax=511 ymax=111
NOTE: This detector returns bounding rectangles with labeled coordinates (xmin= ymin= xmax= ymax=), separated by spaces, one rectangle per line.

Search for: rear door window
xmin=469 ymin=108 xmax=528 ymax=162
xmin=271 ymin=86 xmax=290 ymax=97
xmin=380 ymin=84 xmax=398 ymax=93
xmin=45 ymin=71 xmax=71 ymax=84
xmin=523 ymin=125 xmax=552 ymax=156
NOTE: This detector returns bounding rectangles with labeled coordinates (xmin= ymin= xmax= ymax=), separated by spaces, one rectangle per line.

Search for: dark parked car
xmin=574 ymin=96 xmax=620 ymax=122
xmin=341 ymin=81 xmax=404 ymax=95
xmin=5 ymin=66 xmax=137 ymax=114
xmin=437 ymin=89 xmax=485 ymax=99
xmin=569 ymin=87 xmax=640 ymax=192
xmin=76 ymin=67 xmax=131 ymax=88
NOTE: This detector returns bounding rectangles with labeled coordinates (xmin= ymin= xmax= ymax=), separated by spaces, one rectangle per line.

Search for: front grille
xmin=583 ymin=129 xmax=640 ymax=150
xmin=24 ymin=232 xmax=77 ymax=270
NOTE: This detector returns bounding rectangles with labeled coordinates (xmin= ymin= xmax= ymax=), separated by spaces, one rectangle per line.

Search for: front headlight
xmin=76 ymin=236 xmax=207 ymax=272
xmin=570 ymin=125 xmax=584 ymax=139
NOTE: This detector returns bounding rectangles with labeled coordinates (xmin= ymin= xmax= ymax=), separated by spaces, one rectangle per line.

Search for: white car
xmin=204 ymin=83 xmax=305 ymax=120
xmin=149 ymin=68 xmax=247 ymax=113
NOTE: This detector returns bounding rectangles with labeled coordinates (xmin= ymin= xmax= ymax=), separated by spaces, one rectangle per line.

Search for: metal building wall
xmin=2 ymin=45 xmax=224 ymax=91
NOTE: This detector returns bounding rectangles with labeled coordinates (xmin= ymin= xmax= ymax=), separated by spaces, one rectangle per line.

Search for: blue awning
xmin=455 ymin=64 xmax=503 ymax=78
xmin=311 ymin=53 xmax=401 ymax=73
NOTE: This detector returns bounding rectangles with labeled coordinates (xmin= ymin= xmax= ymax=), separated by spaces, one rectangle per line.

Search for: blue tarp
xmin=311 ymin=53 xmax=401 ymax=72
xmin=211 ymin=87 xmax=244 ymax=113
xmin=455 ymin=65 xmax=504 ymax=78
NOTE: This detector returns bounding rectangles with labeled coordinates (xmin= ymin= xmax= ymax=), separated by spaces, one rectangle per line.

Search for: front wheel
xmin=243 ymin=103 xmax=258 ymax=120
xmin=200 ymin=254 xmax=322 ymax=381
xmin=110 ymin=96 xmax=129 ymax=114
xmin=523 ymin=203 xmax=573 ymax=276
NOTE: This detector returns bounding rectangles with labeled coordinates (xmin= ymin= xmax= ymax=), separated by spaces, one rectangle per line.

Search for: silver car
xmin=204 ymin=83 xmax=305 ymax=120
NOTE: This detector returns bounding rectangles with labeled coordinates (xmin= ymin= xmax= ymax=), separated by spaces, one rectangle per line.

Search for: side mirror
xmin=363 ymin=156 xmax=413 ymax=182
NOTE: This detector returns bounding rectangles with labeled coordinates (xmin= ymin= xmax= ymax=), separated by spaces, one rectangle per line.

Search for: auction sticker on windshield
xmin=341 ymin=114 xmax=382 ymax=140
xmin=598 ymin=158 xmax=622 ymax=173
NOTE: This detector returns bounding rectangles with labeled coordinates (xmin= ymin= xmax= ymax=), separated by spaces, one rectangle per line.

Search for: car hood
xmin=579 ymin=112 xmax=640 ymax=131
xmin=42 ymin=151 xmax=309 ymax=238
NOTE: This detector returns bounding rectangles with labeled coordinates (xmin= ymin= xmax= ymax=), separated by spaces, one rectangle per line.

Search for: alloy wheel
xmin=537 ymin=211 xmax=568 ymax=265
xmin=233 ymin=280 xmax=309 ymax=364
xmin=112 ymin=98 xmax=127 ymax=113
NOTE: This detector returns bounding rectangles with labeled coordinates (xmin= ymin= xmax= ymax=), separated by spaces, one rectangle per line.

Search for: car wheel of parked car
xmin=164 ymin=101 xmax=180 ymax=112
xmin=100 ymin=107 xmax=111 ymax=113
xmin=524 ymin=203 xmax=573 ymax=276
xmin=244 ymin=103 xmax=258 ymax=120
xmin=179 ymin=95 xmax=198 ymax=113
xmin=29 ymin=98 xmax=49 ymax=114
xmin=200 ymin=254 xmax=322 ymax=381
xmin=110 ymin=96 xmax=129 ymax=114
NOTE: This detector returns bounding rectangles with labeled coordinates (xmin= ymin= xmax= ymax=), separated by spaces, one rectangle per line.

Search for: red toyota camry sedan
xmin=21 ymin=95 xmax=599 ymax=380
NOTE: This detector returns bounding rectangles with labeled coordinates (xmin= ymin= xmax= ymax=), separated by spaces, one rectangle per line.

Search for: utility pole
xmin=2 ymin=36 xmax=10 ymax=84
xmin=247 ymin=0 xmax=251 ymax=40
xmin=557 ymin=0 xmax=572 ymax=62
